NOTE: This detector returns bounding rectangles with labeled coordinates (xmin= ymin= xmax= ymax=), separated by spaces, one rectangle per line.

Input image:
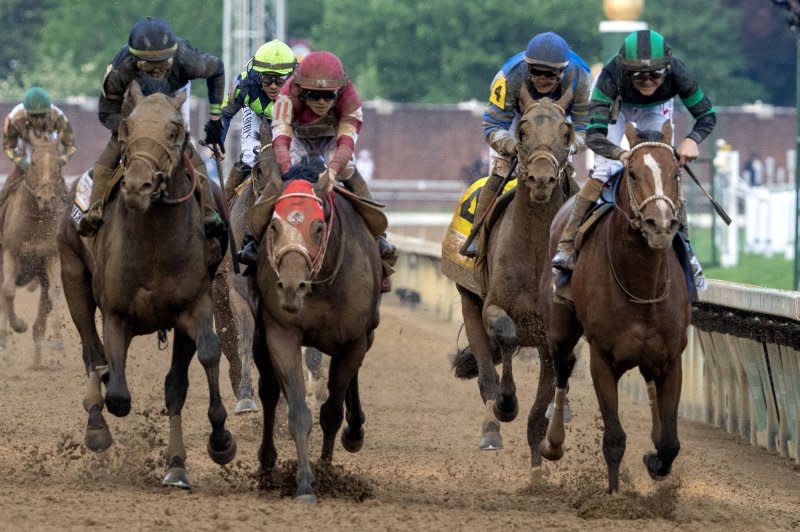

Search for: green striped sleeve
xmin=681 ymin=88 xmax=705 ymax=109
xmin=591 ymin=87 xmax=614 ymax=104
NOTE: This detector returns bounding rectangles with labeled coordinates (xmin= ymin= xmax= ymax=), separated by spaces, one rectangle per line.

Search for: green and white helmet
xmin=252 ymin=39 xmax=297 ymax=75
xmin=619 ymin=30 xmax=671 ymax=72
xmin=23 ymin=87 xmax=51 ymax=114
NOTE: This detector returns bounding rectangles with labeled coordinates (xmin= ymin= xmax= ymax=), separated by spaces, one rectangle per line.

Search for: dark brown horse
xmin=451 ymin=90 xmax=575 ymax=453
xmin=252 ymin=163 xmax=383 ymax=502
xmin=538 ymin=122 xmax=689 ymax=492
xmin=0 ymin=132 xmax=67 ymax=365
xmin=57 ymin=81 xmax=236 ymax=488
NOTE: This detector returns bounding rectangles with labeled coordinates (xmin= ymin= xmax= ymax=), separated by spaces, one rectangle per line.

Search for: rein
xmin=122 ymin=134 xmax=196 ymax=205
xmin=605 ymin=218 xmax=671 ymax=304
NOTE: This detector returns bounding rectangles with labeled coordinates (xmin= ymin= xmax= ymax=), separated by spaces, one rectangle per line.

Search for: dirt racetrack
xmin=0 ymin=288 xmax=798 ymax=531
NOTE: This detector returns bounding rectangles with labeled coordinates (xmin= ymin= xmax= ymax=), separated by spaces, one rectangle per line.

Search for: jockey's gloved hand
xmin=203 ymin=118 xmax=225 ymax=154
xmin=498 ymin=136 xmax=517 ymax=157
xmin=58 ymin=155 xmax=69 ymax=167
xmin=17 ymin=159 xmax=30 ymax=170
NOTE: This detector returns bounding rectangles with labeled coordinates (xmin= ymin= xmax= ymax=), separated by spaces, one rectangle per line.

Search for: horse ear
xmin=563 ymin=122 xmax=575 ymax=149
xmin=129 ymin=80 xmax=144 ymax=105
xmin=519 ymin=83 xmax=535 ymax=113
xmin=117 ymin=118 xmax=129 ymax=144
xmin=555 ymin=85 xmax=573 ymax=112
xmin=171 ymin=89 xmax=187 ymax=110
xmin=661 ymin=120 xmax=673 ymax=143
xmin=624 ymin=122 xmax=638 ymax=147
xmin=315 ymin=168 xmax=334 ymax=196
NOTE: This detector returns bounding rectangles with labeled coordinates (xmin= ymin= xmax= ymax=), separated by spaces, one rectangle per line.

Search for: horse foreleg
xmin=644 ymin=358 xmax=682 ymax=481
xmin=45 ymin=257 xmax=65 ymax=351
xmin=31 ymin=272 xmax=52 ymax=367
xmin=190 ymin=305 xmax=236 ymax=467
xmin=1 ymin=250 xmax=26 ymax=335
xmin=320 ymin=339 xmax=366 ymax=462
xmin=484 ymin=304 xmax=518 ymax=423
xmin=253 ymin=323 xmax=280 ymax=471
xmin=161 ymin=331 xmax=195 ymax=488
xmin=83 ymin=365 xmax=112 ymax=451
xmin=232 ymin=288 xmax=258 ymax=414
xmin=590 ymin=349 xmax=626 ymax=493
xmin=459 ymin=287 xmax=502 ymax=450
xmin=266 ymin=326 xmax=315 ymax=502
xmin=212 ymin=270 xmax=242 ymax=401
xmin=102 ymin=315 xmax=133 ymax=417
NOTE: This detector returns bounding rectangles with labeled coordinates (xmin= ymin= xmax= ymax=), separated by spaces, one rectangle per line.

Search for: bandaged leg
xmin=552 ymin=177 xmax=604 ymax=271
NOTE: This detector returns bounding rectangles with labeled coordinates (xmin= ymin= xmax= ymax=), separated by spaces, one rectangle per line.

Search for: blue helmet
xmin=524 ymin=32 xmax=570 ymax=70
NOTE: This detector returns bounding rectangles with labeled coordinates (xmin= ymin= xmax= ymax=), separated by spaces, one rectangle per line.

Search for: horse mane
xmin=282 ymin=159 xmax=325 ymax=185
xmin=634 ymin=128 xmax=664 ymax=143
xmin=121 ymin=77 xmax=177 ymax=118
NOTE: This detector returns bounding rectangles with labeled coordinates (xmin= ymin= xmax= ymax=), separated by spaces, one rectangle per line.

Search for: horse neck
xmin=510 ymin=185 xmax=564 ymax=245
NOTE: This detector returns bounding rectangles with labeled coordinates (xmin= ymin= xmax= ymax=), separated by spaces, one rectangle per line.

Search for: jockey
xmin=237 ymin=50 xmax=396 ymax=272
xmin=552 ymin=29 xmax=716 ymax=290
xmin=462 ymin=32 xmax=591 ymax=257
xmin=219 ymin=39 xmax=298 ymax=199
xmin=77 ymin=16 xmax=226 ymax=238
xmin=1 ymin=87 xmax=76 ymax=207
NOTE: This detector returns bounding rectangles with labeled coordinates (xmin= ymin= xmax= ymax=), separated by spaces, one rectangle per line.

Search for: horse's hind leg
xmin=212 ymin=270 xmax=243 ymax=403
xmin=320 ymin=339 xmax=367 ymax=462
xmin=103 ymin=315 xmax=133 ymax=417
xmin=253 ymin=322 xmax=280 ymax=472
xmin=643 ymin=358 xmax=682 ymax=480
xmin=458 ymin=286 xmax=502 ymax=450
xmin=45 ymin=257 xmax=65 ymax=351
xmin=590 ymin=348 xmax=626 ymax=493
xmin=162 ymin=331 xmax=196 ymax=488
xmin=191 ymin=306 xmax=236 ymax=466
xmin=231 ymin=287 xmax=258 ymax=414
xmin=341 ymin=372 xmax=365 ymax=453
xmin=484 ymin=303 xmax=518 ymax=423
xmin=1 ymin=250 xmax=26 ymax=334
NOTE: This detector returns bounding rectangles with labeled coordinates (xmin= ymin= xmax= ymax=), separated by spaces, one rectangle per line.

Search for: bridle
xmin=517 ymin=101 xmax=571 ymax=188
xmin=121 ymin=131 xmax=195 ymax=205
xmin=623 ymin=141 xmax=681 ymax=230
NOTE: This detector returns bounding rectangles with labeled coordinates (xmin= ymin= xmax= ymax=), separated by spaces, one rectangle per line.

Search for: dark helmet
xmin=294 ymin=51 xmax=346 ymax=90
xmin=128 ymin=17 xmax=177 ymax=62
xmin=619 ymin=30 xmax=671 ymax=72
xmin=524 ymin=32 xmax=570 ymax=70
xmin=23 ymin=87 xmax=51 ymax=114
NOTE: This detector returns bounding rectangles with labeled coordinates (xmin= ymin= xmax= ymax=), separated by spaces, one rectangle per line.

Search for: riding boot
xmin=236 ymin=231 xmax=259 ymax=276
xmin=459 ymin=174 xmax=502 ymax=257
xmin=187 ymin=143 xmax=226 ymax=239
xmin=77 ymin=163 xmax=113 ymax=236
xmin=552 ymin=178 xmax=604 ymax=271
xmin=225 ymin=161 xmax=251 ymax=202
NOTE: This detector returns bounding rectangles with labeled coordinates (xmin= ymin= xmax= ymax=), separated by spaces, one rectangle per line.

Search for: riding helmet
xmin=524 ymin=32 xmax=570 ymax=70
xmin=128 ymin=17 xmax=178 ymax=62
xmin=23 ymin=87 xmax=51 ymax=115
xmin=619 ymin=30 xmax=671 ymax=72
xmin=294 ymin=51 xmax=346 ymax=90
xmin=252 ymin=40 xmax=297 ymax=75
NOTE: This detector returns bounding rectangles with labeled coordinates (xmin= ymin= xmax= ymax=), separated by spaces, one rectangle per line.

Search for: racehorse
xmin=57 ymin=81 xmax=236 ymax=488
xmin=538 ymin=121 xmax=690 ymax=492
xmin=450 ymin=89 xmax=575 ymax=454
xmin=0 ymin=131 xmax=67 ymax=366
xmin=252 ymin=163 xmax=383 ymax=502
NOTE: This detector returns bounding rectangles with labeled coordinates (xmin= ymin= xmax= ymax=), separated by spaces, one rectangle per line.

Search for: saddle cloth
xmin=69 ymin=170 xmax=94 ymax=226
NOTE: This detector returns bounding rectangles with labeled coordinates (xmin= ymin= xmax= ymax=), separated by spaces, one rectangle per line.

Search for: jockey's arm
xmin=568 ymin=66 xmax=592 ymax=155
xmin=482 ymin=69 xmax=518 ymax=157
xmin=181 ymin=40 xmax=225 ymax=118
xmin=585 ymin=70 xmax=626 ymax=160
xmin=2 ymin=118 xmax=24 ymax=166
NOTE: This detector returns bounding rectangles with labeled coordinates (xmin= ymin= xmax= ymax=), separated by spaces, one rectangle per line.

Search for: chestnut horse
xmin=57 ymin=81 xmax=236 ymax=488
xmin=451 ymin=89 xmax=575 ymax=454
xmin=0 ymin=132 xmax=67 ymax=365
xmin=252 ymin=163 xmax=383 ymax=502
xmin=538 ymin=122 xmax=690 ymax=492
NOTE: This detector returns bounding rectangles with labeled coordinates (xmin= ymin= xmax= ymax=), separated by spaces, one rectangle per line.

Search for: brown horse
xmin=252 ymin=163 xmax=383 ymax=502
xmin=57 ymin=81 xmax=236 ymax=488
xmin=0 ymin=132 xmax=67 ymax=365
xmin=451 ymin=90 xmax=575 ymax=453
xmin=538 ymin=122 xmax=689 ymax=492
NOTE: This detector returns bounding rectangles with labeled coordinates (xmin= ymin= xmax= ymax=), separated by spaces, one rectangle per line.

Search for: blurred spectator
xmin=461 ymin=151 xmax=490 ymax=184
xmin=743 ymin=153 xmax=763 ymax=187
xmin=356 ymin=149 xmax=375 ymax=183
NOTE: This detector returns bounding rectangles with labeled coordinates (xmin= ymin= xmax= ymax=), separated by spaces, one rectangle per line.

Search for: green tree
xmin=0 ymin=0 xmax=54 ymax=88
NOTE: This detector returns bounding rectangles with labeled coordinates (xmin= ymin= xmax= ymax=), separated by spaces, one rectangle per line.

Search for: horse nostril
xmin=669 ymin=219 xmax=680 ymax=233
xmin=298 ymin=281 xmax=309 ymax=292
xmin=277 ymin=280 xmax=284 ymax=290
xmin=643 ymin=218 xmax=658 ymax=232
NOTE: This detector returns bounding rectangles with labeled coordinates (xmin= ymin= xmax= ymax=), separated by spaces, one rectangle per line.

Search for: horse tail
xmin=449 ymin=345 xmax=502 ymax=380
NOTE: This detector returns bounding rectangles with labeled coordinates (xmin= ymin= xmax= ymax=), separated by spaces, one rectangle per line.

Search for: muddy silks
xmin=440 ymin=176 xmax=518 ymax=295
xmin=267 ymin=179 xmax=331 ymax=277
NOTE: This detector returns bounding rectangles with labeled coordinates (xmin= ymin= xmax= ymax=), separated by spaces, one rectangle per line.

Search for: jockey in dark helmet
xmin=461 ymin=32 xmax=591 ymax=257
xmin=552 ymin=29 xmax=717 ymax=295
xmin=77 ymin=16 xmax=227 ymax=241
xmin=1 ymin=87 xmax=76 ymax=208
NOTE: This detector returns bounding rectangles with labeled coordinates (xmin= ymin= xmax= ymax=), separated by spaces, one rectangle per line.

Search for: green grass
xmin=689 ymin=227 xmax=796 ymax=290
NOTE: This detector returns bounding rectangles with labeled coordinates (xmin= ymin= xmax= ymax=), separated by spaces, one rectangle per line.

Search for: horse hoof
xmin=479 ymin=431 xmax=503 ymax=451
xmin=539 ymin=441 xmax=565 ymax=461
xmin=341 ymin=426 xmax=364 ymax=453
xmin=493 ymin=395 xmax=519 ymax=423
xmin=84 ymin=426 xmax=113 ymax=452
xmin=11 ymin=320 xmax=27 ymax=333
xmin=105 ymin=395 xmax=131 ymax=417
xmin=234 ymin=398 xmax=259 ymax=414
xmin=295 ymin=493 xmax=317 ymax=505
xmin=207 ymin=431 xmax=237 ymax=465
xmin=162 ymin=466 xmax=192 ymax=489
xmin=643 ymin=452 xmax=670 ymax=480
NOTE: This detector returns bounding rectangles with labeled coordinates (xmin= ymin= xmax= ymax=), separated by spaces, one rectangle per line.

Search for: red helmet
xmin=294 ymin=51 xmax=346 ymax=90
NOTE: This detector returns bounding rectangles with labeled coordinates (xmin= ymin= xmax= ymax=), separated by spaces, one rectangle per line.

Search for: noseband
xmin=122 ymin=134 xmax=194 ymax=204
xmin=624 ymin=141 xmax=681 ymax=229
xmin=518 ymin=101 xmax=570 ymax=185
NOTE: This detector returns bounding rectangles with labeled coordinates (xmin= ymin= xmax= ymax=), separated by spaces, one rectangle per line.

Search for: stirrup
xmin=77 ymin=212 xmax=103 ymax=237
xmin=377 ymin=235 xmax=397 ymax=260
xmin=204 ymin=213 xmax=226 ymax=239
xmin=551 ymin=246 xmax=575 ymax=272
xmin=460 ymin=239 xmax=477 ymax=258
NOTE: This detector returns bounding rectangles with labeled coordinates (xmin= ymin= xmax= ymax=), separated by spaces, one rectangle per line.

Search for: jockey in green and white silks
xmin=461 ymin=32 xmax=591 ymax=257
xmin=552 ymin=29 xmax=717 ymax=292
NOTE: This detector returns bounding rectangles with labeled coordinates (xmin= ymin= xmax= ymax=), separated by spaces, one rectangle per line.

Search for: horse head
xmin=117 ymin=80 xmax=187 ymax=212
xmin=25 ymin=131 xmax=64 ymax=213
xmin=621 ymin=121 xmax=682 ymax=250
xmin=251 ymin=142 xmax=283 ymax=198
xmin=266 ymin=164 xmax=330 ymax=313
xmin=515 ymin=87 xmax=574 ymax=204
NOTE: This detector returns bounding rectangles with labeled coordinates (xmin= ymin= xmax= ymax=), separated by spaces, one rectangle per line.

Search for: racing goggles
xmin=136 ymin=58 xmax=174 ymax=76
xmin=528 ymin=66 xmax=564 ymax=79
xmin=259 ymin=73 xmax=289 ymax=87
xmin=302 ymin=89 xmax=338 ymax=101
xmin=631 ymin=68 xmax=667 ymax=82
